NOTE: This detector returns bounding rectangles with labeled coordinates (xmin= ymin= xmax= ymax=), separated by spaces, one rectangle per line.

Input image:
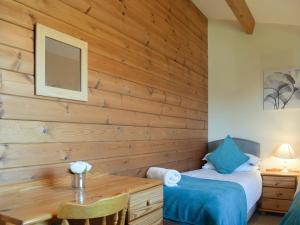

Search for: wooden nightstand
xmin=259 ymin=170 xmax=299 ymax=213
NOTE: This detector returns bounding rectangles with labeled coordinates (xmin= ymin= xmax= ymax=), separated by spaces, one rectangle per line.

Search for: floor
xmin=248 ymin=212 xmax=283 ymax=225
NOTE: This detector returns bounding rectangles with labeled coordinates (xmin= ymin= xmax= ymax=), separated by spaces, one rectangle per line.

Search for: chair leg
xmin=101 ymin=217 xmax=106 ymax=225
xmin=113 ymin=212 xmax=119 ymax=225
xmin=120 ymin=209 xmax=127 ymax=225
xmin=61 ymin=219 xmax=70 ymax=225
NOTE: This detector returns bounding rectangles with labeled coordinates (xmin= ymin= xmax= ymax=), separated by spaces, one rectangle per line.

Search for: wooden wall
xmin=0 ymin=0 xmax=208 ymax=185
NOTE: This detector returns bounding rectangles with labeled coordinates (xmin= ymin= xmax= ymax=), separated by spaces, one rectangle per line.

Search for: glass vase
xmin=72 ymin=173 xmax=85 ymax=189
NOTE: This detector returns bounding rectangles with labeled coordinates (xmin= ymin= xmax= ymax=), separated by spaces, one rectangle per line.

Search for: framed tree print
xmin=35 ymin=23 xmax=88 ymax=101
xmin=264 ymin=68 xmax=300 ymax=110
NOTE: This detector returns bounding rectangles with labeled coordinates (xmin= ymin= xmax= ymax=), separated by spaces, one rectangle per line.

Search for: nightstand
xmin=259 ymin=170 xmax=299 ymax=213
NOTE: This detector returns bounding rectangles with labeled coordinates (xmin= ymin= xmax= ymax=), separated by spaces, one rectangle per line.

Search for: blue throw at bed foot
xmin=279 ymin=192 xmax=300 ymax=225
xmin=163 ymin=175 xmax=247 ymax=225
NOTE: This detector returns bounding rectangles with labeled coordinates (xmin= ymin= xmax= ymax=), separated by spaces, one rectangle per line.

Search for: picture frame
xmin=263 ymin=68 xmax=300 ymax=110
xmin=35 ymin=23 xmax=88 ymax=101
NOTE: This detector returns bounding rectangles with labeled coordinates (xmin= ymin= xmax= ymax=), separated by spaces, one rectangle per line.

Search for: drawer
xmin=128 ymin=185 xmax=163 ymax=221
xmin=260 ymin=198 xmax=292 ymax=212
xmin=128 ymin=208 xmax=163 ymax=225
xmin=263 ymin=176 xmax=296 ymax=188
xmin=263 ymin=187 xmax=295 ymax=200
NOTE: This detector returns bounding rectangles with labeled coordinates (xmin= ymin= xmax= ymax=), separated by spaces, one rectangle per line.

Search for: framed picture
xmin=35 ymin=23 xmax=88 ymax=101
xmin=263 ymin=68 xmax=300 ymax=110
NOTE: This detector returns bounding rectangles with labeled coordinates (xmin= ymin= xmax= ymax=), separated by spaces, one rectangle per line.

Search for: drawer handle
xmin=276 ymin=193 xmax=283 ymax=197
xmin=146 ymin=200 xmax=152 ymax=206
xmin=276 ymin=204 xmax=280 ymax=208
xmin=275 ymin=182 xmax=280 ymax=186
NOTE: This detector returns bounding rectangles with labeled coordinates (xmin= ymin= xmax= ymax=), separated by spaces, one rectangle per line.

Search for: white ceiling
xmin=192 ymin=0 xmax=300 ymax=27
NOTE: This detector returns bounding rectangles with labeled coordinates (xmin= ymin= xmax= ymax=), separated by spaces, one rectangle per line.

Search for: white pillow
xmin=203 ymin=153 xmax=260 ymax=166
xmin=202 ymin=153 xmax=211 ymax=161
xmin=245 ymin=153 xmax=260 ymax=166
xmin=202 ymin=162 xmax=215 ymax=170
xmin=235 ymin=163 xmax=259 ymax=172
xmin=202 ymin=161 xmax=259 ymax=172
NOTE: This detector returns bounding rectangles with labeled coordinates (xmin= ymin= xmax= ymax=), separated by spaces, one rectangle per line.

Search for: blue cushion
xmin=207 ymin=136 xmax=249 ymax=174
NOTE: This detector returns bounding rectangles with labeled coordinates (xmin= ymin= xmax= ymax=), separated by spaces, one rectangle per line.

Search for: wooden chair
xmin=57 ymin=193 xmax=128 ymax=225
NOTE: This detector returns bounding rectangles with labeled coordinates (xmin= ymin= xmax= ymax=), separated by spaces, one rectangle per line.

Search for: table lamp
xmin=273 ymin=144 xmax=296 ymax=173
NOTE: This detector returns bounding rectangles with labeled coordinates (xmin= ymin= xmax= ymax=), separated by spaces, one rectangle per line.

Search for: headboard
xmin=207 ymin=138 xmax=260 ymax=157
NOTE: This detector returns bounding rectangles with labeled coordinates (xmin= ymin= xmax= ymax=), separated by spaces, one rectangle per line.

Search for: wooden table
xmin=0 ymin=174 xmax=163 ymax=225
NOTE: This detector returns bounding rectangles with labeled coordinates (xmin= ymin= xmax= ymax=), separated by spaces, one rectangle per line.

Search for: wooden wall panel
xmin=0 ymin=0 xmax=207 ymax=185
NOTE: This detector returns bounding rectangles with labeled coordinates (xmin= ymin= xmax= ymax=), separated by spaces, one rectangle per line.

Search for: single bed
xmin=279 ymin=182 xmax=300 ymax=225
xmin=164 ymin=138 xmax=262 ymax=225
xmin=183 ymin=169 xmax=262 ymax=219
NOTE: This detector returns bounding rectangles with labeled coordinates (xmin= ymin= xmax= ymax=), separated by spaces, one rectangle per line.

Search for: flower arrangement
xmin=69 ymin=161 xmax=92 ymax=174
xmin=70 ymin=161 xmax=92 ymax=189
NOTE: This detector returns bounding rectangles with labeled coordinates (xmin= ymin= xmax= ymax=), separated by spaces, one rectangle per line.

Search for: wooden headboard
xmin=207 ymin=138 xmax=260 ymax=157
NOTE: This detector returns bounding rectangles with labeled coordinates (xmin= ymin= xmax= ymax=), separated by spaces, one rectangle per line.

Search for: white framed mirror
xmin=35 ymin=23 xmax=88 ymax=101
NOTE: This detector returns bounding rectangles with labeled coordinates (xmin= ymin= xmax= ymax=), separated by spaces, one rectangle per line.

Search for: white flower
xmin=69 ymin=161 xmax=92 ymax=174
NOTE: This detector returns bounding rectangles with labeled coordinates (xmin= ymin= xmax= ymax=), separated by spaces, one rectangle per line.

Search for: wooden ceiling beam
xmin=225 ymin=0 xmax=255 ymax=34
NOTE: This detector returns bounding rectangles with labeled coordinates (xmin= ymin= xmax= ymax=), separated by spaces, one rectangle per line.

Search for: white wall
xmin=208 ymin=20 xmax=300 ymax=170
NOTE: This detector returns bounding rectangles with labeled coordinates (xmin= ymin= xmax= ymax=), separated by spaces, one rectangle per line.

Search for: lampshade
xmin=273 ymin=144 xmax=296 ymax=159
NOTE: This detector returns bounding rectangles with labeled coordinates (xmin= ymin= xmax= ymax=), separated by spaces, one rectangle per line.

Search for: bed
xmin=279 ymin=183 xmax=300 ymax=225
xmin=163 ymin=138 xmax=262 ymax=225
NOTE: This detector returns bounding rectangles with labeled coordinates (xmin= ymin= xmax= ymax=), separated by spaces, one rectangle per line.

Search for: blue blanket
xmin=280 ymin=192 xmax=300 ymax=225
xmin=164 ymin=175 xmax=247 ymax=225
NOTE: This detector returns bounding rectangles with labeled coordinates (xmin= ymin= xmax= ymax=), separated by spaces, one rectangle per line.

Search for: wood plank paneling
xmin=79 ymin=0 xmax=207 ymax=72
xmin=0 ymin=0 xmax=207 ymax=185
xmin=0 ymin=44 xmax=33 ymax=74
xmin=0 ymin=0 xmax=207 ymax=100
xmin=0 ymin=139 xmax=205 ymax=169
xmin=0 ymin=70 xmax=208 ymax=127
xmin=0 ymin=70 xmax=207 ymax=122
xmin=0 ymin=64 xmax=206 ymax=114
xmin=89 ymin=70 xmax=207 ymax=112
xmin=0 ymin=149 xmax=204 ymax=185
xmin=0 ymin=94 xmax=205 ymax=129
xmin=0 ymin=20 xmax=33 ymax=52
xmin=0 ymin=120 xmax=207 ymax=143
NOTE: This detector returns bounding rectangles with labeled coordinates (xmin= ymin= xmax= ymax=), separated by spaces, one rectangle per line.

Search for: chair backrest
xmin=57 ymin=193 xmax=128 ymax=225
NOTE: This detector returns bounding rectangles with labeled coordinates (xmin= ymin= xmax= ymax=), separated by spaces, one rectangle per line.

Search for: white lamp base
xmin=281 ymin=168 xmax=289 ymax=173
xmin=281 ymin=159 xmax=289 ymax=173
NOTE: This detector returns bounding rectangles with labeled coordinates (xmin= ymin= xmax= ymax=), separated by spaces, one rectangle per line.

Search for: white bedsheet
xmin=182 ymin=169 xmax=262 ymax=212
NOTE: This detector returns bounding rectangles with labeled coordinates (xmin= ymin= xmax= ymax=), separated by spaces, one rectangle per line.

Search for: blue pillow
xmin=207 ymin=136 xmax=249 ymax=174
